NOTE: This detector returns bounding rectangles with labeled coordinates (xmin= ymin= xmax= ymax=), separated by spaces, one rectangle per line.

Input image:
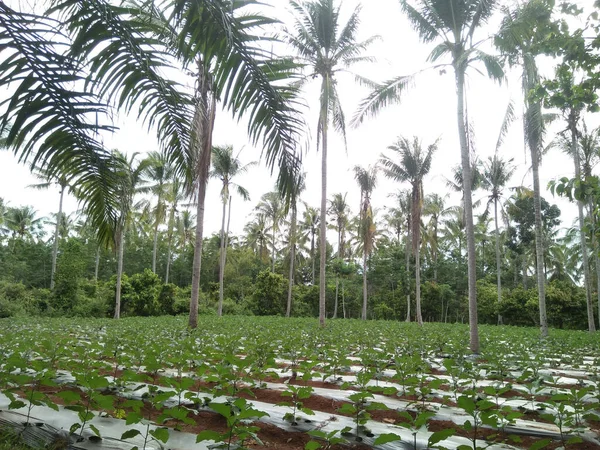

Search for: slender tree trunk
xmin=218 ymin=197 xmax=227 ymax=317
xmin=415 ymin=241 xmax=423 ymax=326
xmin=455 ymin=68 xmax=479 ymax=353
xmin=405 ymin=222 xmax=411 ymax=322
xmin=286 ymin=205 xmax=297 ymax=318
xmin=591 ymin=201 xmax=600 ymax=329
xmin=50 ymin=186 xmax=64 ymax=290
xmin=570 ymin=117 xmax=596 ymax=332
xmin=362 ymin=250 xmax=368 ymax=320
xmin=494 ymin=198 xmax=503 ymax=325
xmin=165 ymin=206 xmax=176 ymax=284
xmin=189 ymin=61 xmax=216 ymax=329
xmin=311 ymin=232 xmax=316 ymax=284
xmin=531 ymin=122 xmax=548 ymax=337
xmin=342 ymin=279 xmax=346 ymax=319
xmin=522 ymin=255 xmax=527 ymax=289
xmin=319 ymin=76 xmax=329 ymax=328
xmin=94 ymin=246 xmax=100 ymax=281
xmin=271 ymin=226 xmax=276 ymax=273
xmin=151 ymin=207 xmax=160 ymax=273
xmin=433 ymin=222 xmax=438 ymax=283
xmin=114 ymin=227 xmax=125 ymax=319
xmin=333 ymin=276 xmax=339 ymax=319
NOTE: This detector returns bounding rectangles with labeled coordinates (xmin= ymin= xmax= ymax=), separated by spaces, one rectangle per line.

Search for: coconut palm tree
xmin=4 ymin=206 xmax=45 ymax=241
xmin=423 ymin=193 xmax=449 ymax=282
xmin=28 ymin=168 xmax=70 ymax=290
xmin=388 ymin=189 xmax=413 ymax=321
xmin=256 ymin=192 xmax=284 ymax=273
xmin=285 ymin=173 xmax=306 ymax=317
xmin=288 ymin=0 xmax=376 ymax=327
xmin=0 ymin=1 xmax=303 ymax=329
xmin=355 ymin=0 xmax=503 ymax=352
xmin=210 ymin=145 xmax=255 ymax=316
xmin=482 ymin=147 xmax=516 ymax=324
xmin=354 ymin=165 xmax=377 ymax=320
xmin=495 ymin=0 xmax=557 ymax=337
xmin=579 ymin=123 xmax=600 ymax=325
xmin=140 ymin=151 xmax=174 ymax=275
xmin=328 ymin=192 xmax=350 ymax=318
xmin=244 ymin=213 xmax=270 ymax=264
xmin=300 ymin=206 xmax=321 ymax=284
xmin=380 ymin=136 xmax=438 ymax=326
xmin=165 ymin=178 xmax=185 ymax=284
xmin=176 ymin=209 xmax=196 ymax=254
xmin=112 ymin=152 xmax=150 ymax=319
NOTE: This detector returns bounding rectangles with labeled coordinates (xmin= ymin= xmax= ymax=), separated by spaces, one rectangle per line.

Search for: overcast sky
xmin=1 ymin=0 xmax=597 ymax=242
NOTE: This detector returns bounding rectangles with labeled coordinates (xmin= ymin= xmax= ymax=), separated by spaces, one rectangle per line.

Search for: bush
xmin=250 ymin=270 xmax=285 ymax=316
xmin=158 ymin=283 xmax=178 ymax=315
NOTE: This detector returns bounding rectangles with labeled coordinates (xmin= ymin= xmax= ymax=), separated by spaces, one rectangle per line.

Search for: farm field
xmin=0 ymin=316 xmax=599 ymax=450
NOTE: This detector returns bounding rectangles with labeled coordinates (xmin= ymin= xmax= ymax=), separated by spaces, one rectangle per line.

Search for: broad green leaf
xmin=373 ymin=433 xmax=401 ymax=445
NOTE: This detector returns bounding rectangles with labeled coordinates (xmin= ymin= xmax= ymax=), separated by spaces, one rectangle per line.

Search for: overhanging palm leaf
xmin=0 ymin=4 xmax=120 ymax=246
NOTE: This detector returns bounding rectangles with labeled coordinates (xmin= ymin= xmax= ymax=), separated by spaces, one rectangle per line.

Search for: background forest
xmin=1 ymin=0 xmax=600 ymax=340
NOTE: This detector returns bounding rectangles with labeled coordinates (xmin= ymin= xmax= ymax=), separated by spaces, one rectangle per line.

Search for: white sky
xmin=1 ymin=0 xmax=597 ymax=241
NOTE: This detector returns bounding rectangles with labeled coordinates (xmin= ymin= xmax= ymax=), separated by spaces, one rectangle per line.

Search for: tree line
xmin=1 ymin=0 xmax=600 ymax=352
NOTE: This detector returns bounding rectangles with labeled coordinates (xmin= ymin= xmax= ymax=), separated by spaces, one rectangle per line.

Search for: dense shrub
xmin=250 ymin=270 xmax=285 ymax=316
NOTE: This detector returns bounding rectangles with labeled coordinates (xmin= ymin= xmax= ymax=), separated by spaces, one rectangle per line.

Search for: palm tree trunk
xmin=433 ymin=222 xmax=438 ymax=283
xmin=361 ymin=250 xmax=367 ymax=320
xmin=50 ymin=185 xmax=64 ymax=290
xmin=415 ymin=240 xmax=423 ymax=325
xmin=531 ymin=128 xmax=548 ymax=337
xmin=286 ymin=205 xmax=297 ymax=318
xmin=311 ymin=232 xmax=316 ymax=283
xmin=494 ymin=198 xmax=502 ymax=325
xmin=342 ymin=279 xmax=346 ymax=319
xmin=405 ymin=223 xmax=411 ymax=322
xmin=455 ymin=68 xmax=479 ymax=353
xmin=152 ymin=215 xmax=159 ymax=273
xmin=165 ymin=206 xmax=176 ymax=284
xmin=570 ymin=117 xmax=596 ymax=332
xmin=189 ymin=62 xmax=216 ymax=329
xmin=591 ymin=200 xmax=600 ymax=329
xmin=114 ymin=227 xmax=125 ymax=319
xmin=319 ymin=79 xmax=329 ymax=328
xmin=218 ymin=197 xmax=227 ymax=317
xmin=333 ymin=276 xmax=339 ymax=319
xmin=94 ymin=246 xmax=100 ymax=281
xmin=271 ymin=226 xmax=276 ymax=272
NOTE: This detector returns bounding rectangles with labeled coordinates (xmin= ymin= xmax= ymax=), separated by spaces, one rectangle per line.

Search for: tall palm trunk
xmin=590 ymin=201 xmax=600 ymax=328
xmin=114 ymin=227 xmax=125 ymax=319
xmin=413 ymin=188 xmax=423 ymax=325
xmin=218 ymin=197 xmax=227 ymax=317
xmin=189 ymin=62 xmax=216 ymax=329
xmin=333 ymin=276 xmax=339 ymax=318
xmin=405 ymin=221 xmax=411 ymax=322
xmin=165 ymin=205 xmax=176 ymax=284
xmin=494 ymin=198 xmax=502 ymax=324
xmin=50 ymin=185 xmax=64 ymax=290
xmin=570 ymin=117 xmax=596 ymax=332
xmin=531 ymin=129 xmax=548 ymax=337
xmin=319 ymin=76 xmax=329 ymax=328
xmin=455 ymin=68 xmax=479 ymax=353
xmin=286 ymin=205 xmax=297 ymax=317
xmin=94 ymin=246 xmax=100 ymax=281
xmin=271 ymin=225 xmax=276 ymax=272
xmin=311 ymin=231 xmax=316 ymax=283
xmin=361 ymin=250 xmax=367 ymax=320
xmin=151 ymin=201 xmax=160 ymax=273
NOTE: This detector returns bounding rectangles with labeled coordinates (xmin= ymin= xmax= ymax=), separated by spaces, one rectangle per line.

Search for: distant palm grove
xmin=1 ymin=0 xmax=600 ymax=354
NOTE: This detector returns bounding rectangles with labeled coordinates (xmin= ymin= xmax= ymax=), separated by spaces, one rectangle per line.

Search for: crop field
xmin=0 ymin=317 xmax=599 ymax=450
